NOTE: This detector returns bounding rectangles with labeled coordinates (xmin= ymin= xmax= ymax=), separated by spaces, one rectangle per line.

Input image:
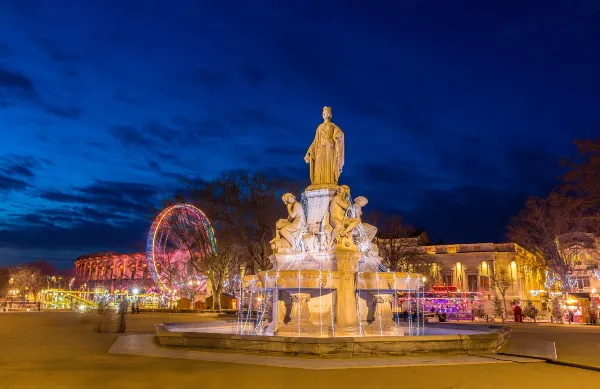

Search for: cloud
xmin=42 ymin=180 xmax=159 ymax=217
xmin=0 ymin=156 xmax=39 ymax=178
xmin=0 ymin=155 xmax=49 ymax=193
xmin=0 ymin=69 xmax=36 ymax=93
xmin=0 ymin=68 xmax=82 ymax=119
xmin=0 ymin=219 xmax=149 ymax=251
xmin=108 ymin=125 xmax=154 ymax=148
xmin=45 ymin=105 xmax=82 ymax=119
xmin=0 ymin=175 xmax=31 ymax=192
xmin=228 ymin=108 xmax=280 ymax=128
xmin=0 ymin=179 xmax=163 ymax=256
xmin=170 ymin=116 xmax=226 ymax=138
xmin=109 ymin=116 xmax=230 ymax=151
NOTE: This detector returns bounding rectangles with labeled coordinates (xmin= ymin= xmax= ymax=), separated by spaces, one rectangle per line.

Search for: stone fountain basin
xmin=155 ymin=322 xmax=511 ymax=356
xmin=242 ymin=271 xmax=340 ymax=290
xmin=242 ymin=271 xmax=422 ymax=291
xmin=357 ymin=271 xmax=422 ymax=290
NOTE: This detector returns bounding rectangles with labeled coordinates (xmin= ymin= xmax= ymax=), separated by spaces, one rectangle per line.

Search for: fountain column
xmin=335 ymin=251 xmax=361 ymax=334
xmin=284 ymin=292 xmax=314 ymax=334
xmin=370 ymin=293 xmax=402 ymax=335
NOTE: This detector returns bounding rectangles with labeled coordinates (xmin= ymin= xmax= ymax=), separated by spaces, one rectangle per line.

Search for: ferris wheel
xmin=146 ymin=204 xmax=216 ymax=292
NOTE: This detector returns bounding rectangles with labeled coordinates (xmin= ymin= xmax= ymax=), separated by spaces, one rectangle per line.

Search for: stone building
xmin=420 ymin=242 xmax=545 ymax=305
xmin=557 ymin=232 xmax=600 ymax=296
xmin=74 ymin=251 xmax=154 ymax=293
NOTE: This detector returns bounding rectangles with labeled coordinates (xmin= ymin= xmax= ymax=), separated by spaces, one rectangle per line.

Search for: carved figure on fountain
xmin=270 ymin=193 xmax=306 ymax=253
xmin=326 ymin=185 xmax=353 ymax=250
xmin=348 ymin=196 xmax=379 ymax=257
xmin=304 ymin=106 xmax=344 ymax=190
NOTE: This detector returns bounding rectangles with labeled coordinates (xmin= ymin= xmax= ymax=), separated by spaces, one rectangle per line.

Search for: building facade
xmin=420 ymin=242 xmax=545 ymax=305
xmin=74 ymin=251 xmax=155 ymax=293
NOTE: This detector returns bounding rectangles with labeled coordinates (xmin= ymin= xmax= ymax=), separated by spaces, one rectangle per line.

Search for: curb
xmin=546 ymin=359 xmax=600 ymax=372
xmin=498 ymin=353 xmax=600 ymax=372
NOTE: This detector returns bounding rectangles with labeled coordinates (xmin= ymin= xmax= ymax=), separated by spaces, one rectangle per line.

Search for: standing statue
xmin=270 ymin=193 xmax=306 ymax=251
xmin=304 ymin=106 xmax=345 ymax=186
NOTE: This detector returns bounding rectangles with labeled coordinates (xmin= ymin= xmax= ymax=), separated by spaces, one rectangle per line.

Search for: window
xmin=479 ymin=276 xmax=490 ymax=290
xmin=442 ymin=273 xmax=453 ymax=286
xmin=467 ymin=275 xmax=478 ymax=292
xmin=573 ymin=276 xmax=591 ymax=289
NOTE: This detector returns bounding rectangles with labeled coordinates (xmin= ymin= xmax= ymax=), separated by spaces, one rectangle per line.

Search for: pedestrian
xmin=513 ymin=304 xmax=523 ymax=323
xmin=117 ymin=298 xmax=128 ymax=333
xmin=131 ymin=300 xmax=136 ymax=314
xmin=135 ymin=302 xmax=140 ymax=314
xmin=95 ymin=300 xmax=105 ymax=332
xmin=568 ymin=309 xmax=575 ymax=324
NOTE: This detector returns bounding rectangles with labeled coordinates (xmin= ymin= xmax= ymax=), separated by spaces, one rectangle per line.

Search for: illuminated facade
xmin=421 ymin=242 xmax=545 ymax=305
xmin=74 ymin=251 xmax=155 ymax=293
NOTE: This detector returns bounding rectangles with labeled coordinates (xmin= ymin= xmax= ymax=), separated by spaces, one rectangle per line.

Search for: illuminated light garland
xmin=356 ymin=271 xmax=365 ymax=336
xmin=146 ymin=204 xmax=216 ymax=292
xmin=375 ymin=272 xmax=383 ymax=335
xmin=297 ymin=268 xmax=301 ymax=336
xmin=318 ymin=268 xmax=323 ymax=336
xmin=407 ymin=274 xmax=413 ymax=336
xmin=544 ymin=270 xmax=561 ymax=290
xmin=328 ymin=270 xmax=335 ymax=336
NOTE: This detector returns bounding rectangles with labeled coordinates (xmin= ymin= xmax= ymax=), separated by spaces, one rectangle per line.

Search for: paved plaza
xmin=1 ymin=312 xmax=599 ymax=389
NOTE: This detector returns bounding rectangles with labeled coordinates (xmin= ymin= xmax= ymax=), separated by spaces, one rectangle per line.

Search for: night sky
xmin=1 ymin=1 xmax=599 ymax=268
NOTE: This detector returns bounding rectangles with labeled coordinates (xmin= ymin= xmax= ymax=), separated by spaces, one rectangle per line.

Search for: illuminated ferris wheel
xmin=146 ymin=204 xmax=216 ymax=292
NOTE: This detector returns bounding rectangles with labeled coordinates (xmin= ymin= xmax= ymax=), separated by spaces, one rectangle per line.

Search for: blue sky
xmin=1 ymin=1 xmax=599 ymax=268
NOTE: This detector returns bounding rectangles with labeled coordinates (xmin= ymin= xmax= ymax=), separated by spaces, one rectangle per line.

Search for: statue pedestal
xmin=301 ymin=187 xmax=337 ymax=234
xmin=335 ymin=251 xmax=361 ymax=334
xmin=279 ymin=292 xmax=314 ymax=335
xmin=369 ymin=293 xmax=402 ymax=335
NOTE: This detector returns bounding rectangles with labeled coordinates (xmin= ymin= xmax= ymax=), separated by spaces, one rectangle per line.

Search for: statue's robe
xmin=306 ymin=122 xmax=344 ymax=185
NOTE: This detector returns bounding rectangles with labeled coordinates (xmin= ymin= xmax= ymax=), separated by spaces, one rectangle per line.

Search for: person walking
xmin=568 ymin=309 xmax=575 ymax=324
xmin=117 ymin=298 xmax=128 ymax=333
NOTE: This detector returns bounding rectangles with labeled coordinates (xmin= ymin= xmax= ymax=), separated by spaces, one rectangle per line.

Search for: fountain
xmin=155 ymin=106 xmax=511 ymax=356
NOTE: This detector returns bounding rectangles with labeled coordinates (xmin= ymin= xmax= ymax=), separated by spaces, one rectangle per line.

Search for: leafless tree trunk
xmin=509 ymin=191 xmax=595 ymax=292
xmin=372 ymin=215 xmax=436 ymax=285
xmin=489 ymin=266 xmax=513 ymax=320
xmin=167 ymin=204 xmax=242 ymax=311
xmin=185 ymin=171 xmax=300 ymax=273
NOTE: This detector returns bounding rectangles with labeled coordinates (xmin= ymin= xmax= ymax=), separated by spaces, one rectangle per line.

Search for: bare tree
xmin=9 ymin=266 xmax=45 ymax=302
xmin=0 ymin=268 xmax=9 ymax=301
xmin=176 ymin=262 xmax=206 ymax=309
xmin=508 ymin=191 xmax=592 ymax=292
xmin=489 ymin=266 xmax=513 ymax=321
xmin=562 ymin=139 xmax=600 ymax=233
xmin=373 ymin=215 xmax=435 ymax=280
xmin=168 ymin=204 xmax=242 ymax=310
xmin=153 ymin=249 xmax=182 ymax=309
xmin=187 ymin=170 xmax=300 ymax=273
xmin=200 ymin=234 xmax=243 ymax=310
